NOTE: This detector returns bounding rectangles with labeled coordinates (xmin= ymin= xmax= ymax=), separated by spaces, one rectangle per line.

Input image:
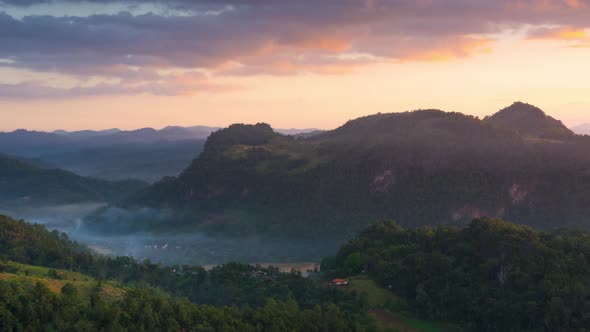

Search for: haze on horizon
xmin=0 ymin=0 xmax=589 ymax=131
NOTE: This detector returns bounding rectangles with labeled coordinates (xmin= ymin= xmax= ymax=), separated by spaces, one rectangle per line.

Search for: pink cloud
xmin=1 ymin=0 xmax=590 ymax=97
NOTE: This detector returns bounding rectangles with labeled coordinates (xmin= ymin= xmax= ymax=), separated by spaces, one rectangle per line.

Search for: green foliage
xmin=0 ymin=280 xmax=374 ymax=332
xmin=204 ymin=123 xmax=276 ymax=153
xmin=61 ymin=282 xmax=77 ymax=298
xmin=323 ymin=218 xmax=590 ymax=331
xmin=347 ymin=276 xmax=403 ymax=309
xmin=0 ymin=214 xmax=375 ymax=330
xmin=46 ymin=268 xmax=61 ymax=279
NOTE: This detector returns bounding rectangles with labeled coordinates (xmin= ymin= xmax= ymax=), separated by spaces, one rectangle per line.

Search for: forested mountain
xmin=90 ymin=102 xmax=590 ymax=241
xmin=32 ymin=140 xmax=207 ymax=183
xmin=484 ymin=102 xmax=574 ymax=140
xmin=322 ymin=218 xmax=590 ymax=331
xmin=0 ymin=127 xmax=211 ymax=182
xmin=0 ymin=214 xmax=374 ymax=331
xmin=0 ymin=155 xmax=146 ymax=207
xmin=0 ymin=126 xmax=319 ymax=182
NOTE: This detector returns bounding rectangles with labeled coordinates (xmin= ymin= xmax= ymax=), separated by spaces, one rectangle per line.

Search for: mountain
xmin=51 ymin=126 xmax=216 ymax=143
xmin=53 ymin=128 xmax=121 ymax=139
xmin=484 ymin=101 xmax=574 ymax=140
xmin=0 ymin=128 xmax=208 ymax=182
xmin=86 ymin=126 xmax=215 ymax=145
xmin=572 ymin=123 xmax=590 ymax=135
xmin=0 ymin=154 xmax=146 ymax=207
xmin=87 ymin=102 xmax=590 ymax=244
xmin=0 ymin=125 xmax=319 ymax=182
xmin=34 ymin=140 xmax=206 ymax=183
xmin=0 ymin=129 xmax=71 ymax=156
xmin=275 ymin=128 xmax=324 ymax=136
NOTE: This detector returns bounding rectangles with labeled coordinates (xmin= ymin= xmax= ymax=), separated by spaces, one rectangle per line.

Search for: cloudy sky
xmin=0 ymin=0 xmax=589 ymax=131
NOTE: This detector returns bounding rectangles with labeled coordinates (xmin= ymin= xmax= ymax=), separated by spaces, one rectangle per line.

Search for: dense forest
xmin=6 ymin=214 xmax=590 ymax=331
xmin=89 ymin=102 xmax=590 ymax=243
xmin=0 ymin=282 xmax=373 ymax=331
xmin=322 ymin=218 xmax=590 ymax=331
xmin=0 ymin=214 xmax=374 ymax=331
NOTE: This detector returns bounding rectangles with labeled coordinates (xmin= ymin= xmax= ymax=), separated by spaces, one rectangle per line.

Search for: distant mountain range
xmin=0 ymin=154 xmax=146 ymax=208
xmin=51 ymin=125 xmax=220 ymax=144
xmin=0 ymin=125 xmax=321 ymax=182
xmin=572 ymin=123 xmax=590 ymax=135
xmin=0 ymin=125 xmax=221 ymax=157
xmin=49 ymin=126 xmax=321 ymax=143
xmin=85 ymin=102 xmax=590 ymax=246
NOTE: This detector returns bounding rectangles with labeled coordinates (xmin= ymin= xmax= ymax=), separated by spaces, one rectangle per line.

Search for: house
xmin=331 ymin=278 xmax=349 ymax=286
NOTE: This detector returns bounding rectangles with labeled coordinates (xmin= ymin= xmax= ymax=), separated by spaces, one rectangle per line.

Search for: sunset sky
xmin=0 ymin=0 xmax=589 ymax=131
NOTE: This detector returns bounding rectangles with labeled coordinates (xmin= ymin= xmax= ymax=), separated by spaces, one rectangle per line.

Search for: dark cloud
xmin=0 ymin=0 xmax=589 ymax=98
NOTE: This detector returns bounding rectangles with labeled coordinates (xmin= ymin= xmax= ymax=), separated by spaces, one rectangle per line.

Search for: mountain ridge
xmin=484 ymin=101 xmax=574 ymax=140
xmin=572 ymin=123 xmax=590 ymax=135
xmin=0 ymin=154 xmax=147 ymax=207
xmin=84 ymin=102 xmax=590 ymax=243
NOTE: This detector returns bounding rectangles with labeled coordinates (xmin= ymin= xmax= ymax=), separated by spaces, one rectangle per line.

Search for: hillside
xmin=0 ymin=214 xmax=375 ymax=331
xmin=0 ymin=261 xmax=126 ymax=302
xmin=0 ymin=127 xmax=209 ymax=182
xmin=34 ymin=140 xmax=206 ymax=182
xmin=85 ymin=103 xmax=590 ymax=243
xmin=0 ymin=126 xmax=319 ymax=182
xmin=484 ymin=102 xmax=574 ymax=140
xmin=0 ymin=155 xmax=146 ymax=206
xmin=322 ymin=218 xmax=590 ymax=331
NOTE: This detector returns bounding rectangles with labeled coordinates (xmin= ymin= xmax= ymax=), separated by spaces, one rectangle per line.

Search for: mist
xmin=0 ymin=203 xmax=336 ymax=266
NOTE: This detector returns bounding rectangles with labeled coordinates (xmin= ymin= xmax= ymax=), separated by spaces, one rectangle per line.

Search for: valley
xmin=3 ymin=102 xmax=590 ymax=267
xmin=1 ymin=103 xmax=590 ymax=330
xmin=3 ymin=1 xmax=590 ymax=329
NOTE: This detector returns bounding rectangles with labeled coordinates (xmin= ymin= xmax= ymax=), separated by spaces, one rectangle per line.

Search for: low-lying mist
xmin=0 ymin=203 xmax=338 ymax=266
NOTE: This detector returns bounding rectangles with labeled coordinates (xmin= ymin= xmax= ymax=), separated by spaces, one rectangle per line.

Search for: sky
xmin=0 ymin=0 xmax=589 ymax=131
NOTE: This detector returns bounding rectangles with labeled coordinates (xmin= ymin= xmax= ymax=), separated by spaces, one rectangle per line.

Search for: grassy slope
xmin=346 ymin=276 xmax=457 ymax=332
xmin=0 ymin=261 xmax=125 ymax=302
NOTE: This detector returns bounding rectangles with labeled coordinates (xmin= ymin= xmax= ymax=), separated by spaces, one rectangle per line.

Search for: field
xmin=346 ymin=276 xmax=458 ymax=332
xmin=0 ymin=261 xmax=125 ymax=302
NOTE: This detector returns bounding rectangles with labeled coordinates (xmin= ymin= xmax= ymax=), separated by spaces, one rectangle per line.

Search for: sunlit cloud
xmin=508 ymin=0 xmax=588 ymax=10
xmin=527 ymin=26 xmax=590 ymax=48
xmin=1 ymin=0 xmax=590 ymax=98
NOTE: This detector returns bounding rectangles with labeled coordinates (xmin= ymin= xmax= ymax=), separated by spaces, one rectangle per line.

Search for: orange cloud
xmin=563 ymin=0 xmax=587 ymax=8
xmin=399 ymin=37 xmax=494 ymax=62
xmin=508 ymin=0 xmax=587 ymax=10
xmin=296 ymin=37 xmax=351 ymax=53
xmin=556 ymin=28 xmax=587 ymax=39
xmin=527 ymin=26 xmax=590 ymax=45
xmin=9 ymin=0 xmax=590 ymax=98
